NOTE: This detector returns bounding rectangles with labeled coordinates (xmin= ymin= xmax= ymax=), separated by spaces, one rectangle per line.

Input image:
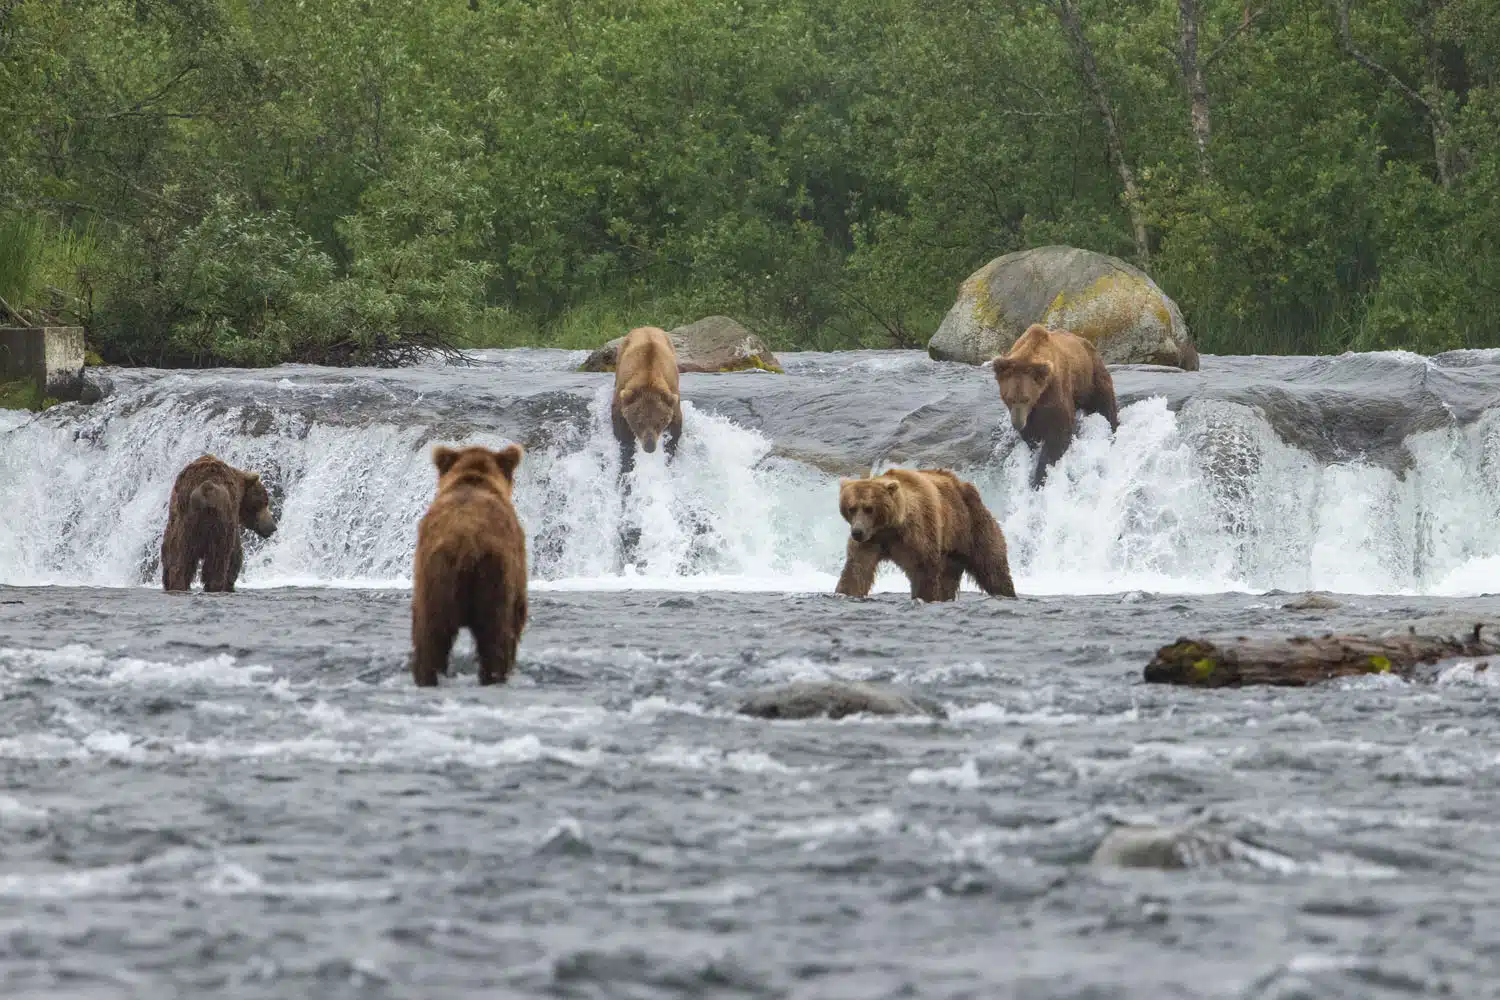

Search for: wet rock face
xmin=928 ymin=246 xmax=1198 ymax=370
xmin=736 ymin=681 xmax=948 ymax=720
xmin=580 ymin=316 xmax=783 ymax=374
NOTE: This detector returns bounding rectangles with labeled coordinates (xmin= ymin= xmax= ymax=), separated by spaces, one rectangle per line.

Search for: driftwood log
xmin=1144 ymin=624 xmax=1500 ymax=687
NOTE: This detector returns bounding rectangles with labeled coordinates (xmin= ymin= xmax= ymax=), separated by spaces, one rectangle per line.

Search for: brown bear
xmin=161 ymin=455 xmax=277 ymax=593
xmin=991 ymin=324 xmax=1119 ymax=489
xmin=834 ymin=468 xmax=1015 ymax=602
xmin=410 ymin=443 xmax=529 ymax=687
xmin=611 ymin=326 xmax=683 ymax=475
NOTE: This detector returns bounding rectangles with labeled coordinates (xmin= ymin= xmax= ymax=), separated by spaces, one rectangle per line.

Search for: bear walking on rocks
xmin=612 ymin=326 xmax=684 ymax=476
xmin=991 ymin=324 xmax=1119 ymax=489
xmin=835 ymin=468 xmax=1015 ymax=602
xmin=411 ymin=444 xmax=529 ymax=687
xmin=161 ymin=455 xmax=278 ymax=593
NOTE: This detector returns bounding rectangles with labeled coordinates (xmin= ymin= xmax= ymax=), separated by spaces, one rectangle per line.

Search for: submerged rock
xmin=928 ymin=246 xmax=1198 ymax=370
xmin=736 ymin=681 xmax=948 ymax=720
xmin=1091 ymin=824 xmax=1241 ymax=870
xmin=1283 ymin=592 xmax=1344 ymax=611
xmin=580 ymin=316 xmax=783 ymax=374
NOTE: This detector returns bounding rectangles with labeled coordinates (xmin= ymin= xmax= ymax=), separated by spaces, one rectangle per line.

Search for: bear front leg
xmin=1029 ymin=422 xmax=1074 ymax=489
xmin=612 ymin=406 xmax=637 ymax=478
xmin=663 ymin=409 xmax=684 ymax=462
xmin=936 ymin=558 xmax=965 ymax=601
xmin=835 ymin=541 xmax=881 ymax=597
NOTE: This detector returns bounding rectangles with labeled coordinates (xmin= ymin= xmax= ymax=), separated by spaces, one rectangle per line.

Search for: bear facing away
xmin=612 ymin=326 xmax=684 ymax=475
xmin=411 ymin=444 xmax=529 ymax=687
xmin=161 ymin=455 xmax=277 ymax=592
xmin=835 ymin=468 xmax=1015 ymax=602
xmin=991 ymin=324 xmax=1119 ymax=489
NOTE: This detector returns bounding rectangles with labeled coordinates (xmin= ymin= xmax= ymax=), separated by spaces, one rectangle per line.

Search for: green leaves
xmin=0 ymin=0 xmax=1495 ymax=361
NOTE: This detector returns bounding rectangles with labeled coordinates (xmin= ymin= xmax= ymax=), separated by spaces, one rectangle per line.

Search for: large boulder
xmin=580 ymin=316 xmax=783 ymax=374
xmin=927 ymin=246 xmax=1198 ymax=370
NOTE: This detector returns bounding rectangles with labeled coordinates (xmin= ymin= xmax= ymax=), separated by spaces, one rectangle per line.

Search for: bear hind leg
xmin=471 ymin=614 xmax=519 ymax=687
xmin=200 ymin=543 xmax=235 ymax=592
xmin=411 ymin=623 xmax=457 ymax=687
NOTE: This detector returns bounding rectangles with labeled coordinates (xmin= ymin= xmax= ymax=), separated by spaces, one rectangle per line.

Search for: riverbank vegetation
xmin=1 ymin=0 xmax=1496 ymax=365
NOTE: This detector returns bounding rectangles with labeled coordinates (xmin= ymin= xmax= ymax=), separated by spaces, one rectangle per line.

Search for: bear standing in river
xmin=991 ymin=324 xmax=1119 ymax=489
xmin=411 ymin=444 xmax=528 ymax=687
xmin=835 ymin=468 xmax=1015 ymax=602
xmin=612 ymin=326 xmax=684 ymax=475
xmin=161 ymin=455 xmax=278 ymax=592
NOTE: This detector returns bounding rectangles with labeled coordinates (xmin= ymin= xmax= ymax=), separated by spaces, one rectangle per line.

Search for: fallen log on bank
xmin=1144 ymin=624 xmax=1500 ymax=687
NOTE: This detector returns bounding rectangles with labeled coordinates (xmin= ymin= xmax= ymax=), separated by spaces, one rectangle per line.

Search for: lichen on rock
xmin=928 ymin=246 xmax=1198 ymax=369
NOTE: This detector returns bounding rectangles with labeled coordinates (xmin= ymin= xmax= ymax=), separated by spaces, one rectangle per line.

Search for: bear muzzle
xmin=1007 ymin=404 xmax=1031 ymax=433
xmin=638 ymin=433 xmax=659 ymax=454
xmin=252 ymin=510 xmax=278 ymax=538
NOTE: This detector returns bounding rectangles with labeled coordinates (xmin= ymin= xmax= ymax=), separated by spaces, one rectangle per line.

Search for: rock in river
xmin=736 ymin=681 xmax=948 ymax=720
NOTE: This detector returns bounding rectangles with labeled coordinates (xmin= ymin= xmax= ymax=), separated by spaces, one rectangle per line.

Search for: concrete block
xmin=0 ymin=326 xmax=86 ymax=399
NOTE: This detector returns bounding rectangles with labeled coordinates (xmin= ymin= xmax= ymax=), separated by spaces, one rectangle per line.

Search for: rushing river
xmin=1 ymin=348 xmax=1499 ymax=998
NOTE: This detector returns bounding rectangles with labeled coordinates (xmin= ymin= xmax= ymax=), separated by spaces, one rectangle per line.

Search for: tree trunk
xmin=1335 ymin=0 xmax=1453 ymax=187
xmin=1143 ymin=625 xmax=1500 ymax=687
xmin=1177 ymin=0 xmax=1212 ymax=178
xmin=1052 ymin=0 xmax=1151 ymax=266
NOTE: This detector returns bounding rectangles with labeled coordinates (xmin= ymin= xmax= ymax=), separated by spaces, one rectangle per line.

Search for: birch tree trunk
xmin=1052 ymin=0 xmax=1151 ymax=265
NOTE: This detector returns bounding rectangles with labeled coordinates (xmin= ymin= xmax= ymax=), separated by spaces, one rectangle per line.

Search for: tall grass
xmin=0 ymin=217 xmax=45 ymax=316
xmin=0 ymin=215 xmax=99 ymax=327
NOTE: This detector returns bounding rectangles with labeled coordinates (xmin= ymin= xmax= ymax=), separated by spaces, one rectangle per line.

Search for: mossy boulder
xmin=927 ymin=246 xmax=1198 ymax=370
xmin=580 ymin=315 xmax=783 ymax=374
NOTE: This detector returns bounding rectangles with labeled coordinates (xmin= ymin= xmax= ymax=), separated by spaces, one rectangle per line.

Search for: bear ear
xmin=618 ymin=387 xmax=636 ymax=405
xmin=492 ymin=443 xmax=523 ymax=480
xmin=882 ymin=479 xmax=901 ymax=493
xmin=432 ymin=445 xmax=460 ymax=477
xmin=1034 ymin=360 xmax=1055 ymax=380
xmin=990 ymin=358 xmax=1015 ymax=375
xmin=243 ymin=471 xmax=261 ymax=486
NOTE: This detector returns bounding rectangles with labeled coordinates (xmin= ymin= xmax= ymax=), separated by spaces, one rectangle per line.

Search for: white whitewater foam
xmin=3 ymin=376 xmax=1500 ymax=594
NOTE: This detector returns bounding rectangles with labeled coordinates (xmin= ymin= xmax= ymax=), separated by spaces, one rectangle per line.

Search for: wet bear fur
xmin=835 ymin=468 xmax=1016 ymax=602
xmin=611 ymin=326 xmax=684 ymax=476
xmin=161 ymin=454 xmax=277 ymax=592
xmin=411 ymin=444 xmax=529 ymax=687
xmin=991 ymin=324 xmax=1119 ymax=488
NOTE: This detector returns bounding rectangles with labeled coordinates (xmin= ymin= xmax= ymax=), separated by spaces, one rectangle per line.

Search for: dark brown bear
xmin=991 ymin=324 xmax=1119 ymax=488
xmin=611 ymin=326 xmax=683 ymax=475
xmin=161 ymin=455 xmax=277 ymax=592
xmin=410 ymin=444 xmax=529 ymax=686
xmin=835 ymin=468 xmax=1015 ymax=602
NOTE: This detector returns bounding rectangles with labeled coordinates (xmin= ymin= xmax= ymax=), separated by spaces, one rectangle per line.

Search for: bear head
xmin=991 ymin=358 xmax=1055 ymax=433
xmin=239 ymin=472 xmax=278 ymax=538
xmin=838 ymin=475 xmax=906 ymax=543
xmin=619 ymin=385 xmax=679 ymax=454
xmin=433 ymin=443 xmax=524 ymax=500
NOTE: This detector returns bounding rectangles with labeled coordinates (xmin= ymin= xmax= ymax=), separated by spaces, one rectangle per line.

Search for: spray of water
xmin=2 ymin=376 xmax=1498 ymax=594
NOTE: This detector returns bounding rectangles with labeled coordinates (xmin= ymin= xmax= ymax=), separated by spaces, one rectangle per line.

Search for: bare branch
xmin=1335 ymin=0 xmax=1431 ymax=114
xmin=1205 ymin=7 xmax=1265 ymax=67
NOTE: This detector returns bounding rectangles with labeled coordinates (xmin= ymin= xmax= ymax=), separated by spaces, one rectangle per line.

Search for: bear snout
xmin=850 ymin=527 xmax=868 ymax=542
xmin=1008 ymin=405 xmax=1030 ymax=432
xmin=253 ymin=511 xmax=278 ymax=538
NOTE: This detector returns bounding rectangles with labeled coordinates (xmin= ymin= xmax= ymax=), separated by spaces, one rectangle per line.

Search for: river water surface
xmin=2 ymin=349 xmax=1499 ymax=998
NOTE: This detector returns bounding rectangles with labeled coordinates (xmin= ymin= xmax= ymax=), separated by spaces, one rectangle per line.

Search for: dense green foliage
xmin=1 ymin=0 xmax=1495 ymax=364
